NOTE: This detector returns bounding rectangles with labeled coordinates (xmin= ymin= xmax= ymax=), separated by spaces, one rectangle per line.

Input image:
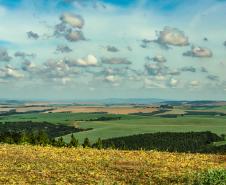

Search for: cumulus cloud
xmin=146 ymin=55 xmax=167 ymax=63
xmin=168 ymin=78 xmax=179 ymax=87
xmin=104 ymin=75 xmax=121 ymax=87
xmin=144 ymin=63 xmax=169 ymax=76
xmin=65 ymin=31 xmax=85 ymax=42
xmin=60 ymin=13 xmax=84 ymax=29
xmin=140 ymin=39 xmax=152 ymax=48
xmin=101 ymin=57 xmax=132 ymax=65
xmin=106 ymin=46 xmax=119 ymax=52
xmin=190 ymin=80 xmax=200 ymax=87
xmin=56 ymin=45 xmax=72 ymax=53
xmin=54 ymin=12 xmax=86 ymax=42
xmin=183 ymin=46 xmax=213 ymax=58
xmin=27 ymin=31 xmax=39 ymax=40
xmin=98 ymin=66 xmax=132 ymax=78
xmin=104 ymin=75 xmax=118 ymax=83
xmin=54 ymin=23 xmax=67 ymax=36
xmin=14 ymin=51 xmax=36 ymax=59
xmin=24 ymin=59 xmax=80 ymax=83
xmin=181 ymin=66 xmax=196 ymax=73
xmin=0 ymin=48 xmax=12 ymax=62
xmin=154 ymin=27 xmax=189 ymax=47
xmin=0 ymin=65 xmax=24 ymax=79
xmin=67 ymin=54 xmax=98 ymax=67
xmin=207 ymin=75 xmax=219 ymax=81
xmin=168 ymin=70 xmax=181 ymax=76
xmin=144 ymin=75 xmax=180 ymax=88
xmin=21 ymin=61 xmax=37 ymax=72
xmin=144 ymin=78 xmax=166 ymax=88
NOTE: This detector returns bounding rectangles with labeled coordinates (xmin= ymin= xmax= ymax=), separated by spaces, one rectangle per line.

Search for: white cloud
xmin=155 ymin=27 xmax=189 ymax=47
xmin=105 ymin=75 xmax=118 ymax=83
xmin=183 ymin=46 xmax=213 ymax=58
xmin=0 ymin=66 xmax=24 ymax=79
xmin=60 ymin=13 xmax=84 ymax=29
xmin=144 ymin=78 xmax=166 ymax=88
xmin=68 ymin=54 xmax=98 ymax=67
xmin=168 ymin=78 xmax=179 ymax=87
xmin=190 ymin=80 xmax=200 ymax=87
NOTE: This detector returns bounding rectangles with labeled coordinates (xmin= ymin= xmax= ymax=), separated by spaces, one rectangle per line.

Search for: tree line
xmin=101 ymin=131 xmax=226 ymax=154
xmin=0 ymin=130 xmax=103 ymax=149
xmin=0 ymin=131 xmax=225 ymax=154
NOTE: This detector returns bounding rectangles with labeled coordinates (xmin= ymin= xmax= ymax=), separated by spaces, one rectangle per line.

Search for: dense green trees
xmin=0 ymin=131 xmax=225 ymax=154
xmin=0 ymin=121 xmax=89 ymax=138
xmin=101 ymin=132 xmax=225 ymax=153
xmin=0 ymin=131 xmax=50 ymax=146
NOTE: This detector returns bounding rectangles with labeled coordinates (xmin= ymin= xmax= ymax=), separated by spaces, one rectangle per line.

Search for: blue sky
xmin=0 ymin=0 xmax=226 ymax=100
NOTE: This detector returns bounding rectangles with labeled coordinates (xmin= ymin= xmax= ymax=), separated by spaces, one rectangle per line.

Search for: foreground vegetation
xmin=0 ymin=144 xmax=225 ymax=185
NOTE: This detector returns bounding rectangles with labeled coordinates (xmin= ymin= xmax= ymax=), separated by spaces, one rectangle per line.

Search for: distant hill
xmin=73 ymin=98 xmax=166 ymax=105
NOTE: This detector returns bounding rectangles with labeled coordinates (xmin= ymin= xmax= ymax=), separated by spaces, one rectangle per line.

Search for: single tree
xmin=56 ymin=137 xmax=65 ymax=147
xmin=83 ymin=137 xmax=91 ymax=148
xmin=19 ymin=131 xmax=29 ymax=144
xmin=36 ymin=130 xmax=49 ymax=146
xmin=96 ymin=138 xmax=103 ymax=149
xmin=69 ymin=134 xmax=79 ymax=147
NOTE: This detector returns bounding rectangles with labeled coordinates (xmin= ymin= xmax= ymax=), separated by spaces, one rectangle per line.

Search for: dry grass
xmin=0 ymin=144 xmax=225 ymax=185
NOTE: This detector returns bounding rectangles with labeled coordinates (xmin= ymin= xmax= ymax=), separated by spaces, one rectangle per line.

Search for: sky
xmin=0 ymin=0 xmax=226 ymax=100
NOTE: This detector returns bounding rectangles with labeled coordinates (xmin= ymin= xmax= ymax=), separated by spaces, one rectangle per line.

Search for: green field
xmin=63 ymin=115 xmax=226 ymax=143
xmin=1 ymin=112 xmax=226 ymax=143
xmin=0 ymin=112 xmax=139 ymax=124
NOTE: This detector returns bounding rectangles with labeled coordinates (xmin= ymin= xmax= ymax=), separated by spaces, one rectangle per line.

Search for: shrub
xmin=193 ymin=169 xmax=226 ymax=185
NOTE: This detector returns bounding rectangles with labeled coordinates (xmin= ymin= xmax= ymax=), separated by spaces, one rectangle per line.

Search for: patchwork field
xmin=0 ymin=145 xmax=225 ymax=185
xmin=0 ymin=111 xmax=226 ymax=143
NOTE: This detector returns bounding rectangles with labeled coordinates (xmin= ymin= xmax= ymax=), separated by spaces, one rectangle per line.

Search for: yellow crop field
xmin=0 ymin=145 xmax=225 ymax=185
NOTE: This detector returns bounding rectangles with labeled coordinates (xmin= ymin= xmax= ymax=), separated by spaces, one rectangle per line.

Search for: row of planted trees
xmin=0 ymin=131 xmax=103 ymax=149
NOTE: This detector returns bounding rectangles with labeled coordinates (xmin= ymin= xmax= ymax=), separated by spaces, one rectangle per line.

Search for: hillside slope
xmin=0 ymin=145 xmax=225 ymax=185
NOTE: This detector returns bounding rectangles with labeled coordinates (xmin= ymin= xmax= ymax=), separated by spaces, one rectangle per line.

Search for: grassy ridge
xmin=0 ymin=144 xmax=225 ymax=185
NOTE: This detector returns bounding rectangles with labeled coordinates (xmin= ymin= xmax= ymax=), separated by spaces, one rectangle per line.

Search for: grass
xmin=0 ymin=144 xmax=225 ymax=185
xmin=63 ymin=115 xmax=226 ymax=143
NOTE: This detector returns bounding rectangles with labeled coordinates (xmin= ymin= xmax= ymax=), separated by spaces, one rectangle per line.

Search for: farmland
xmin=0 ymin=108 xmax=226 ymax=143
xmin=0 ymin=102 xmax=226 ymax=184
